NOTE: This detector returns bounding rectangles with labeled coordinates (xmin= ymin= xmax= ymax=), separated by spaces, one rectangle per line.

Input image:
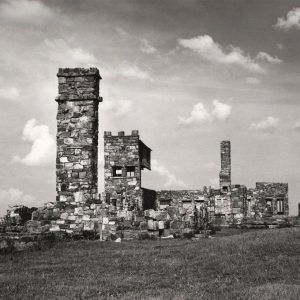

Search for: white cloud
xmin=115 ymin=61 xmax=150 ymax=80
xmin=179 ymin=100 xmax=231 ymax=127
xmin=152 ymin=159 xmax=186 ymax=188
xmin=140 ymin=39 xmax=157 ymax=54
xmin=0 ymin=86 xmax=20 ymax=100
xmin=13 ymin=119 xmax=55 ymax=166
xmin=44 ymin=39 xmax=98 ymax=67
xmin=102 ymin=99 xmax=132 ymax=116
xmin=211 ymin=100 xmax=231 ymax=121
xmin=256 ymin=52 xmax=282 ymax=64
xmin=178 ymin=35 xmax=264 ymax=73
xmin=0 ymin=0 xmax=56 ymax=26
xmin=0 ymin=188 xmax=36 ymax=217
xmin=246 ymin=77 xmax=261 ymax=85
xmin=250 ymin=116 xmax=280 ymax=132
xmin=179 ymin=102 xmax=212 ymax=126
xmin=274 ymin=8 xmax=300 ymax=31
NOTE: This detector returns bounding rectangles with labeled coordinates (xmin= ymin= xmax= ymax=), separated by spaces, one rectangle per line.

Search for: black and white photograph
xmin=1 ymin=0 xmax=300 ymax=299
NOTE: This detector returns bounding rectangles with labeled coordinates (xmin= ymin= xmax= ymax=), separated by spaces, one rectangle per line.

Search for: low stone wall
xmin=32 ymin=200 xmax=103 ymax=234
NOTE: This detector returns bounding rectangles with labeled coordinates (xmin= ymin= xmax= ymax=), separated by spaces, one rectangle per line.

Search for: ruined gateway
xmin=31 ymin=67 xmax=288 ymax=237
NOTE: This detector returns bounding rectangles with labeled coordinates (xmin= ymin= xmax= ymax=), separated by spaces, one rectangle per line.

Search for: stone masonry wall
xmin=157 ymin=190 xmax=206 ymax=208
xmin=104 ymin=131 xmax=143 ymax=211
xmin=219 ymin=141 xmax=231 ymax=193
xmin=255 ymin=182 xmax=289 ymax=216
xmin=56 ymin=68 xmax=101 ymax=207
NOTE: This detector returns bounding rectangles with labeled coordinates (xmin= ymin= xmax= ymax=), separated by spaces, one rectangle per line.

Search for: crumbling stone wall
xmin=214 ymin=194 xmax=231 ymax=216
xmin=104 ymin=131 xmax=152 ymax=211
xmin=32 ymin=68 xmax=103 ymax=235
xmin=231 ymin=185 xmax=247 ymax=216
xmin=255 ymin=182 xmax=289 ymax=216
xmin=56 ymin=68 xmax=101 ymax=206
xmin=157 ymin=190 xmax=207 ymax=209
xmin=219 ymin=141 xmax=231 ymax=193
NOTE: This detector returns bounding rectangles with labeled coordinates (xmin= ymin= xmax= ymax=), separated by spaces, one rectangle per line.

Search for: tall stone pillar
xmin=219 ymin=140 xmax=231 ymax=193
xmin=55 ymin=68 xmax=101 ymax=206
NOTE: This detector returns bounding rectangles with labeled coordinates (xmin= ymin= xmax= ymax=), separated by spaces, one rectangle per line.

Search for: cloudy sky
xmin=1 ymin=0 xmax=300 ymax=216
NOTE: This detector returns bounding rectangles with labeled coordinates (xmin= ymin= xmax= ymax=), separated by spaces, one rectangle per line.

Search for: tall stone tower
xmin=219 ymin=140 xmax=231 ymax=193
xmin=104 ymin=130 xmax=152 ymax=211
xmin=55 ymin=68 xmax=101 ymax=206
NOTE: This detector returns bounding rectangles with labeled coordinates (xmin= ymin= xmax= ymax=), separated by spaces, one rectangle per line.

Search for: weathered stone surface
xmin=104 ymin=131 xmax=154 ymax=212
xmin=56 ymin=68 xmax=100 ymax=210
xmin=219 ymin=141 xmax=231 ymax=193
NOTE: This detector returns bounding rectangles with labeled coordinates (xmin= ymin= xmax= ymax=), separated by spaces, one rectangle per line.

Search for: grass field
xmin=1 ymin=228 xmax=300 ymax=299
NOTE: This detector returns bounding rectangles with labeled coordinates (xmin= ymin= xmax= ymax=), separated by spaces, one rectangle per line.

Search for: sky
xmin=0 ymin=0 xmax=300 ymax=216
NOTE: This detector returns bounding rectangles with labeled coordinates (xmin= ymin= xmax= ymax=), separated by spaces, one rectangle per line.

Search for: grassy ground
xmin=1 ymin=228 xmax=300 ymax=299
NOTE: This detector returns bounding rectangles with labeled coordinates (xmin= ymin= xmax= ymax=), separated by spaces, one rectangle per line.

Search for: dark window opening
xmin=160 ymin=199 xmax=171 ymax=206
xmin=105 ymin=194 xmax=110 ymax=204
xmin=222 ymin=186 xmax=228 ymax=192
xmin=112 ymin=166 xmax=122 ymax=177
xmin=126 ymin=166 xmax=135 ymax=177
xmin=61 ymin=184 xmax=67 ymax=192
xmin=111 ymin=199 xmax=117 ymax=207
xmin=266 ymin=199 xmax=273 ymax=213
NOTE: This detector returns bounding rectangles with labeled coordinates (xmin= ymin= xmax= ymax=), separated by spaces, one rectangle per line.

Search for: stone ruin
xmin=157 ymin=141 xmax=289 ymax=226
xmin=104 ymin=130 xmax=156 ymax=212
xmin=0 ymin=66 xmax=296 ymax=250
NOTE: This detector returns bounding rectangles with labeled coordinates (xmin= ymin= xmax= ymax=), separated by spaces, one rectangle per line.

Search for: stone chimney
xmin=219 ymin=140 xmax=231 ymax=193
xmin=55 ymin=68 xmax=101 ymax=205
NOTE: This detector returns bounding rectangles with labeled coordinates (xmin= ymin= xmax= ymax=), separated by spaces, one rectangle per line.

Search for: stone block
xmin=73 ymin=163 xmax=83 ymax=169
xmin=60 ymin=213 xmax=68 ymax=220
xmin=147 ymin=219 xmax=158 ymax=231
xmin=60 ymin=157 xmax=68 ymax=163
xmin=79 ymin=172 xmax=87 ymax=179
xmin=75 ymin=149 xmax=82 ymax=155
xmin=59 ymin=195 xmax=68 ymax=202
xmin=74 ymin=207 xmax=84 ymax=216
xmin=144 ymin=209 xmax=156 ymax=219
xmin=50 ymin=225 xmax=60 ymax=232
xmin=102 ymin=217 xmax=109 ymax=224
xmin=83 ymin=221 xmax=95 ymax=231
xmin=158 ymin=221 xmax=165 ymax=230
xmin=75 ymin=217 xmax=83 ymax=224
xmin=82 ymin=215 xmax=90 ymax=221
xmin=155 ymin=211 xmax=169 ymax=221
xmin=46 ymin=202 xmax=55 ymax=209
xmin=74 ymin=191 xmax=84 ymax=203
xmin=64 ymin=138 xmax=74 ymax=145
xmin=65 ymin=163 xmax=73 ymax=169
